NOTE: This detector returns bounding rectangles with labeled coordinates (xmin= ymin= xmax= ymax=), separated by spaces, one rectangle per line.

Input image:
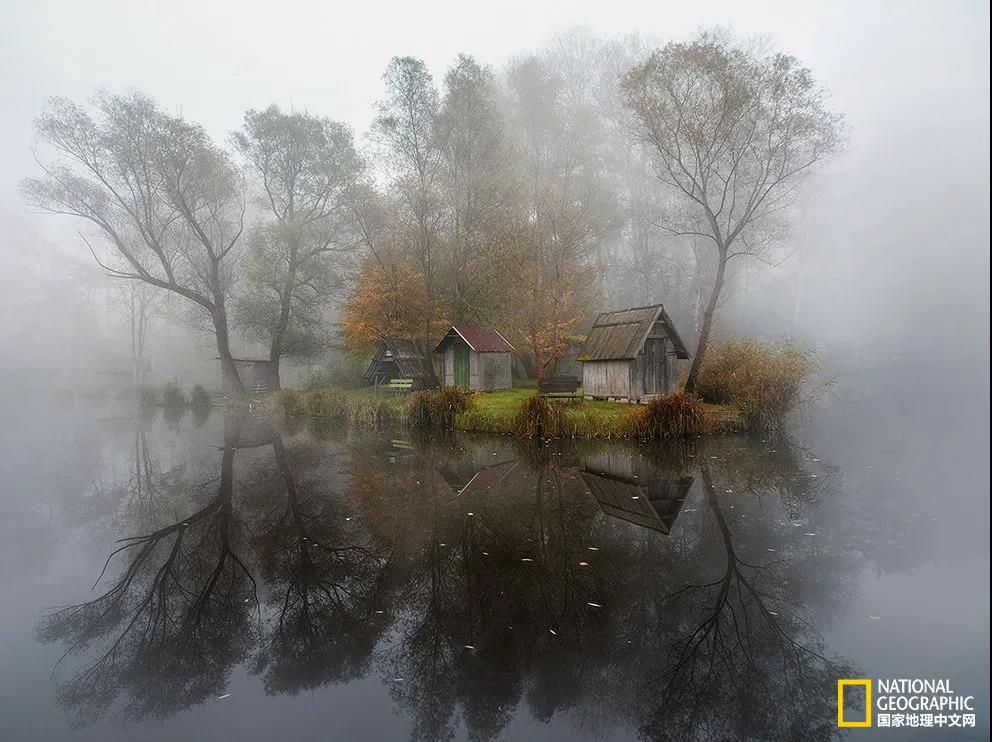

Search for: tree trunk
xmin=683 ymin=250 xmax=727 ymax=395
xmin=214 ymin=308 xmax=245 ymax=396
xmin=268 ymin=346 xmax=282 ymax=392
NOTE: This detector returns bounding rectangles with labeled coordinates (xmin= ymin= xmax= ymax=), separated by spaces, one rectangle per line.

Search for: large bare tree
xmin=232 ymin=106 xmax=363 ymax=389
xmin=623 ymin=31 xmax=844 ymax=392
xmin=21 ymin=92 xmax=248 ymax=394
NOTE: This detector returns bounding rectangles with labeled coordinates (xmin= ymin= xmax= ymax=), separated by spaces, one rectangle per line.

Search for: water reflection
xmin=40 ymin=411 xmax=861 ymax=738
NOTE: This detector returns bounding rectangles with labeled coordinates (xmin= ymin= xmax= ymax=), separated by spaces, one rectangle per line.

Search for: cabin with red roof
xmin=432 ymin=325 xmax=514 ymax=391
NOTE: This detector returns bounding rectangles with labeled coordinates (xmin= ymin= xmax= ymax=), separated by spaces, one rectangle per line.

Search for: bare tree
xmin=623 ymin=31 xmax=844 ymax=392
xmin=21 ymin=92 xmax=248 ymax=393
xmin=232 ymin=106 xmax=364 ymax=388
xmin=112 ymin=281 xmax=161 ymax=386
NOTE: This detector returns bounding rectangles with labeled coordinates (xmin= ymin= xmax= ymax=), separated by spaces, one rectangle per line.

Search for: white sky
xmin=2 ymin=0 xmax=989 ymax=360
xmin=2 ymin=0 xmax=987 ymax=198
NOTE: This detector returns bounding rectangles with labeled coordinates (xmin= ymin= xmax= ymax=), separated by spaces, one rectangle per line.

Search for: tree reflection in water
xmin=40 ymin=411 xmax=859 ymax=739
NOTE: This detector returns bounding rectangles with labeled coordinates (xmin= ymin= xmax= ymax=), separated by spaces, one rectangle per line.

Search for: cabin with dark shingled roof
xmin=578 ymin=304 xmax=690 ymax=402
xmin=432 ymin=325 xmax=514 ymax=391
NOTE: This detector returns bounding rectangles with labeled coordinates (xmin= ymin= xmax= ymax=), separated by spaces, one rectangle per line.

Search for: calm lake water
xmin=0 ymin=368 xmax=988 ymax=741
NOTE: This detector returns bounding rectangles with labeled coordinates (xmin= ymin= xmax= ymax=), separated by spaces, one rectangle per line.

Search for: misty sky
xmin=2 ymin=0 xmax=989 ymax=368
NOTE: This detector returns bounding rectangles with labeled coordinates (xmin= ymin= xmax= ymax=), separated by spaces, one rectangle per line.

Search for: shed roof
xmin=578 ymin=304 xmax=690 ymax=362
xmin=433 ymin=325 xmax=515 ymax=354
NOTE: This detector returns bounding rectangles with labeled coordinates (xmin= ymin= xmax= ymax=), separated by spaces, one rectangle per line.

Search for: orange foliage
xmin=342 ymin=261 xmax=446 ymax=354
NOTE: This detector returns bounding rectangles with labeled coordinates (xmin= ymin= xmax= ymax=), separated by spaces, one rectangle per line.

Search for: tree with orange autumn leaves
xmin=342 ymin=53 xmax=609 ymax=375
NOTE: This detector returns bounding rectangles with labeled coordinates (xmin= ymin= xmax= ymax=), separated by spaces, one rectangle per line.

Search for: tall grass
xmin=696 ymin=339 xmax=820 ymax=430
xmin=301 ymin=387 xmax=348 ymax=419
xmin=512 ymin=394 xmax=569 ymax=438
xmin=347 ymin=395 xmax=402 ymax=428
xmin=406 ymin=386 xmax=473 ymax=429
xmin=630 ymin=392 xmax=706 ymax=439
xmin=273 ymin=386 xmax=403 ymax=429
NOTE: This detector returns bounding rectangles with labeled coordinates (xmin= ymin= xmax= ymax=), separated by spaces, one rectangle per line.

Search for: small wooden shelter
xmin=578 ymin=304 xmax=690 ymax=402
xmin=364 ymin=337 xmax=434 ymax=389
xmin=433 ymin=325 xmax=514 ymax=391
xmin=222 ymin=358 xmax=276 ymax=395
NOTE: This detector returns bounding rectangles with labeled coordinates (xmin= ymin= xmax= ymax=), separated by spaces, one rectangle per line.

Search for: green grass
xmin=271 ymin=385 xmax=744 ymax=438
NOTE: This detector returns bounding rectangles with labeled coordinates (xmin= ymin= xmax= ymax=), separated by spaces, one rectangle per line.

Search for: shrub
xmin=190 ymin=385 xmax=212 ymax=410
xmin=406 ymin=386 xmax=473 ymax=429
xmin=512 ymin=394 xmax=569 ymax=438
xmin=273 ymin=389 xmax=304 ymax=416
xmin=161 ymin=380 xmax=186 ymax=409
xmin=631 ymin=392 xmax=706 ymax=439
xmin=696 ymin=339 xmax=820 ymax=430
xmin=138 ymin=385 xmax=158 ymax=408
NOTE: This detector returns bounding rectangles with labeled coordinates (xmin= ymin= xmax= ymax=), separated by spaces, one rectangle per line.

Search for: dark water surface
xmin=0 ymin=369 xmax=988 ymax=741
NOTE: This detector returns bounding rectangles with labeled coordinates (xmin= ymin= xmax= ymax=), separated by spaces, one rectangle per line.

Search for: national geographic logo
xmin=837 ymin=678 xmax=977 ymax=730
xmin=837 ymin=679 xmax=872 ymax=728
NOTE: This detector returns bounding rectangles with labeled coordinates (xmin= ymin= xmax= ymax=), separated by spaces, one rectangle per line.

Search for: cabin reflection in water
xmin=579 ymin=448 xmax=693 ymax=534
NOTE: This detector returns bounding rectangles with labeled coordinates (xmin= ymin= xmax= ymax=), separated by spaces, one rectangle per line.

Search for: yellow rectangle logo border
xmin=837 ymin=678 xmax=873 ymax=727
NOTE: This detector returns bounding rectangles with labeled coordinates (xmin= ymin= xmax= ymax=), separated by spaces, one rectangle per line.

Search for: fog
xmin=1 ymin=0 xmax=988 ymax=393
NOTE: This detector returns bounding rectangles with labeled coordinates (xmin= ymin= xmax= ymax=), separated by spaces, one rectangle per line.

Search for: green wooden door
xmin=454 ymin=345 xmax=470 ymax=389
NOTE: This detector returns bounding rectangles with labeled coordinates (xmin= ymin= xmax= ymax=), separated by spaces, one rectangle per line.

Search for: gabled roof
xmin=433 ymin=325 xmax=515 ymax=354
xmin=579 ymin=469 xmax=692 ymax=535
xmin=366 ymin=337 xmax=433 ymax=380
xmin=578 ymin=304 xmax=690 ymax=362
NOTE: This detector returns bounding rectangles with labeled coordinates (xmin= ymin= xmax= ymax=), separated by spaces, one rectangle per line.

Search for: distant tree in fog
xmin=21 ymin=92 xmax=249 ymax=393
xmin=623 ymin=30 xmax=844 ymax=392
xmin=232 ymin=106 xmax=364 ymax=389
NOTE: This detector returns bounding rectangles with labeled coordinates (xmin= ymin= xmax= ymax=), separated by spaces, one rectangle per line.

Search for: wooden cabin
xmin=433 ymin=325 xmax=514 ymax=391
xmin=223 ymin=358 xmax=276 ymax=395
xmin=578 ymin=304 xmax=690 ymax=402
xmin=364 ymin=337 xmax=434 ymax=389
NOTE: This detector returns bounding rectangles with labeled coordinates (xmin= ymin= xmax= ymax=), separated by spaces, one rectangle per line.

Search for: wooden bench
xmin=538 ymin=375 xmax=581 ymax=398
xmin=383 ymin=378 xmax=414 ymax=393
